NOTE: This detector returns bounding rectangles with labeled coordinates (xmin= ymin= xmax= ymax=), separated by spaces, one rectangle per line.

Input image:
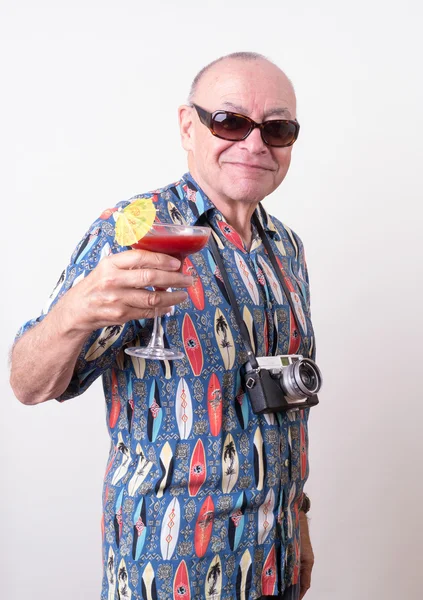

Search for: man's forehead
xmin=194 ymin=58 xmax=296 ymax=117
xmin=220 ymin=100 xmax=293 ymax=119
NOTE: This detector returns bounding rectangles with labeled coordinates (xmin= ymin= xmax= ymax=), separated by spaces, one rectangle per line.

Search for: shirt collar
xmin=179 ymin=172 xmax=277 ymax=238
xmin=178 ymin=172 xmax=216 ymax=226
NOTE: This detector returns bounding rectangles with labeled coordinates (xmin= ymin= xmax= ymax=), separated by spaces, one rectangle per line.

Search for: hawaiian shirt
xmin=17 ymin=172 xmax=316 ymax=600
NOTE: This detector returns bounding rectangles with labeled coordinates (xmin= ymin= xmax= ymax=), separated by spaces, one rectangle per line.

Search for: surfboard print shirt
xmin=16 ymin=172 xmax=316 ymax=600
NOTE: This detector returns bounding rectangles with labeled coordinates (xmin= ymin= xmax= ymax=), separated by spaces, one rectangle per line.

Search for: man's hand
xmin=62 ymin=249 xmax=193 ymax=334
xmin=299 ymin=511 xmax=314 ymax=599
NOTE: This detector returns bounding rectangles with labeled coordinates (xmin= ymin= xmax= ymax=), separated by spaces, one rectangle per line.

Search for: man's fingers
xmin=95 ymin=289 xmax=187 ymax=325
xmin=299 ymin=563 xmax=312 ymax=599
xmin=110 ymin=249 xmax=182 ymax=271
xmin=119 ymin=267 xmax=193 ymax=290
xmin=123 ymin=289 xmax=188 ymax=312
xmin=299 ymin=581 xmax=310 ymax=600
xmin=133 ymin=306 xmax=174 ymax=319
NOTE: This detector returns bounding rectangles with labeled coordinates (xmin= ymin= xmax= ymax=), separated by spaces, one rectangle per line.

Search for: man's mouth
xmin=224 ymin=162 xmax=275 ymax=171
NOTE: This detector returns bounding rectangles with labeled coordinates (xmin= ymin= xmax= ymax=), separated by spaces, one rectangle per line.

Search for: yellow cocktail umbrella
xmin=115 ymin=197 xmax=156 ymax=246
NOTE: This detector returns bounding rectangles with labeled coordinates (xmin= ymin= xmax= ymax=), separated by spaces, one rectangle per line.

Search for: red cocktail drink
xmin=133 ymin=231 xmax=210 ymax=260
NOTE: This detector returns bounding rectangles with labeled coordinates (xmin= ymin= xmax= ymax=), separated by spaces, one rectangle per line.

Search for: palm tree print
xmin=223 ymin=438 xmax=237 ymax=492
xmin=207 ymin=561 xmax=221 ymax=596
xmin=170 ymin=205 xmax=184 ymax=225
xmin=216 ymin=314 xmax=233 ymax=366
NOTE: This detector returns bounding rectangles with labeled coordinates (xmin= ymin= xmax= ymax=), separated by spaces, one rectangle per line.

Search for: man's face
xmin=179 ymin=59 xmax=297 ymax=207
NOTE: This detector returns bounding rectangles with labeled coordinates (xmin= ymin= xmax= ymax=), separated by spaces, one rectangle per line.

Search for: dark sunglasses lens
xmin=263 ymin=120 xmax=298 ymax=147
xmin=212 ymin=112 xmax=252 ymax=140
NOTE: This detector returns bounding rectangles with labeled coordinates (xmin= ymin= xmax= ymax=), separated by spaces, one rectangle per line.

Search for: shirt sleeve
xmin=292 ymin=230 xmax=312 ymax=315
xmin=14 ymin=208 xmax=141 ymax=402
xmin=290 ymin=229 xmax=316 ymax=362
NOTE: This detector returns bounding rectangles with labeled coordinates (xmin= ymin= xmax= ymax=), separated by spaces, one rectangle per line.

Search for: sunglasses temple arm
xmin=192 ymin=104 xmax=212 ymax=129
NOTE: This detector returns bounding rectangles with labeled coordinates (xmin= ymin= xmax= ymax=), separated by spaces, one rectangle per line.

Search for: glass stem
xmin=148 ymin=308 xmax=165 ymax=350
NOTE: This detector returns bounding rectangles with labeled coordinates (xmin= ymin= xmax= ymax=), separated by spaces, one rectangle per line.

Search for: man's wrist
xmin=50 ymin=293 xmax=92 ymax=341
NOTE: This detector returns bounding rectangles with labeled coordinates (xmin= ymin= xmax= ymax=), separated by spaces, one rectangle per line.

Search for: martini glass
xmin=125 ymin=222 xmax=211 ymax=360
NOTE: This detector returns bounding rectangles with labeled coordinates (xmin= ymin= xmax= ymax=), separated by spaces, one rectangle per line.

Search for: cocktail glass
xmin=125 ymin=222 xmax=210 ymax=360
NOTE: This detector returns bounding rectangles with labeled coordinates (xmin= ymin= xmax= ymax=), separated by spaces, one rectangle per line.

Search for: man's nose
xmin=237 ymin=126 xmax=268 ymax=154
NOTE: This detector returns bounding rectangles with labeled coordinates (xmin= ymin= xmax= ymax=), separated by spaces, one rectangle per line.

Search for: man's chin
xmin=222 ymin=178 xmax=273 ymax=204
xmin=226 ymin=191 xmax=268 ymax=205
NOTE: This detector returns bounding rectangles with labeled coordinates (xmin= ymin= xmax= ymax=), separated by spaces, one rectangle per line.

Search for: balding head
xmin=188 ymin=52 xmax=295 ymax=109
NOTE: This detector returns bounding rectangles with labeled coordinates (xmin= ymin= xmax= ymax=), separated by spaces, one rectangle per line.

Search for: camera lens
xmin=280 ymin=358 xmax=322 ymax=401
xmin=299 ymin=362 xmax=317 ymax=391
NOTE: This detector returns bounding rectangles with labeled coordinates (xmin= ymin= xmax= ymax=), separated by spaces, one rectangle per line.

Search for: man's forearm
xmin=10 ymin=299 xmax=90 ymax=405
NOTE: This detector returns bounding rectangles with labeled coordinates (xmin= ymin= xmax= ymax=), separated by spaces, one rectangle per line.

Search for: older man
xmin=11 ymin=52 xmax=316 ymax=600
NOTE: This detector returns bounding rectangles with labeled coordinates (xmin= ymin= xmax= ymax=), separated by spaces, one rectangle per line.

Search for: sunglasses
xmin=191 ymin=103 xmax=300 ymax=148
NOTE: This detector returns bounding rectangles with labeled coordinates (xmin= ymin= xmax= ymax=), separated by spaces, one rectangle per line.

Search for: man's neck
xmin=211 ymin=197 xmax=257 ymax=250
xmin=187 ymin=170 xmax=259 ymax=250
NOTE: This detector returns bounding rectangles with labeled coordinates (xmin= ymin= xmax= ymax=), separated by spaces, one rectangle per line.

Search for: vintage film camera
xmin=243 ymin=355 xmax=323 ymax=414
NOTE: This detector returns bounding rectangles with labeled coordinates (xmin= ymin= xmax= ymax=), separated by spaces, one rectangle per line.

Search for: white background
xmin=1 ymin=1 xmax=422 ymax=599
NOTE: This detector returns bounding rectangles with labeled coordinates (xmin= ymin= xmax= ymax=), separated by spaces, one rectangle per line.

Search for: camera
xmin=243 ymin=355 xmax=322 ymax=414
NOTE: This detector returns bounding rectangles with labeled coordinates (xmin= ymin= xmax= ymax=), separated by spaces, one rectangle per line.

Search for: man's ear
xmin=178 ymin=105 xmax=195 ymax=152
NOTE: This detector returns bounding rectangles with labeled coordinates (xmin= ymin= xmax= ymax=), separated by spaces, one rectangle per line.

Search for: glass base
xmin=125 ymin=346 xmax=185 ymax=360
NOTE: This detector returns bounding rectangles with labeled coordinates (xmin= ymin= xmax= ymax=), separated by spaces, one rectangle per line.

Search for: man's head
xmin=179 ymin=52 xmax=297 ymax=209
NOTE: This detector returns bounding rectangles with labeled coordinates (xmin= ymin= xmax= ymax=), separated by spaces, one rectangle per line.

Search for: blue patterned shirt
xmin=17 ymin=172 xmax=316 ymax=600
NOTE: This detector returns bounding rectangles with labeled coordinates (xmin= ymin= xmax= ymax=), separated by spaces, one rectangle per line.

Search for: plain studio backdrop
xmin=1 ymin=1 xmax=422 ymax=599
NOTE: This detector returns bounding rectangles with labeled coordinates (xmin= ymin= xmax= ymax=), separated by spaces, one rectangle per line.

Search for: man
xmin=11 ymin=52 xmax=316 ymax=600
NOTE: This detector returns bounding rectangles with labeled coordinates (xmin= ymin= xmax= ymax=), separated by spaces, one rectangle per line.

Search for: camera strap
xmin=206 ymin=228 xmax=259 ymax=369
xmin=199 ymin=207 xmax=310 ymax=364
